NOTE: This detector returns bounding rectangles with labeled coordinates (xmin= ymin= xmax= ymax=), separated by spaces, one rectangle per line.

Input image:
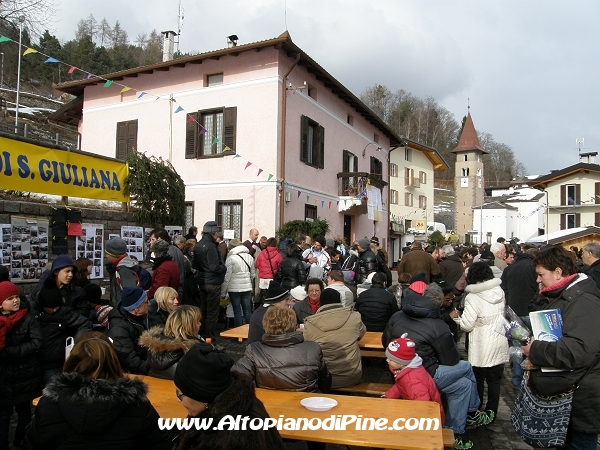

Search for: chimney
xmin=161 ymin=31 xmax=177 ymax=62
xmin=580 ymin=152 xmax=598 ymax=164
xmin=227 ymin=35 xmax=239 ymax=48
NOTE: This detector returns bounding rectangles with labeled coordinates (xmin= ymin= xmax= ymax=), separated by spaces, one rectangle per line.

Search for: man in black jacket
xmin=439 ymin=245 xmax=464 ymax=291
xmin=357 ymin=239 xmax=392 ymax=286
xmin=582 ymin=242 xmax=600 ymax=290
xmin=355 ymin=272 xmax=397 ymax=331
xmin=106 ymin=287 xmax=150 ymax=374
xmin=382 ymin=289 xmax=484 ymax=445
xmin=193 ymin=221 xmax=227 ymax=340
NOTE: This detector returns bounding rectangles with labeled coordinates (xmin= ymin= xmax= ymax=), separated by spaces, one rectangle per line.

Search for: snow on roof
xmin=527 ymin=227 xmax=588 ymax=243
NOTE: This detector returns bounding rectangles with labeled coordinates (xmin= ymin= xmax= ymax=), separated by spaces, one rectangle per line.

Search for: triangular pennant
xmin=199 ymin=128 xmax=206 ymax=135
xmin=103 ymin=80 xmax=113 ymax=87
xmin=212 ymin=137 xmax=219 ymax=144
xmin=232 ymin=154 xmax=241 ymax=159
xmin=23 ymin=48 xmax=38 ymax=55
xmin=314 ymin=199 xmax=317 ymax=205
xmin=244 ymin=161 xmax=252 ymax=170
xmin=284 ymin=182 xmax=289 ymax=188
xmin=174 ymin=106 xmax=184 ymax=113
xmin=44 ymin=57 xmax=59 ymax=63
xmin=120 ymin=86 xmax=131 ymax=93
xmin=336 ymin=201 xmax=339 ymax=205
xmin=306 ymin=195 xmax=310 ymax=202
xmin=0 ymin=36 xmax=10 ymax=43
xmin=138 ymin=91 xmax=147 ymax=98
xmin=297 ymin=191 xmax=301 ymax=198
xmin=257 ymin=168 xmax=263 ymax=176
xmin=186 ymin=116 xmax=195 ymax=123
xmin=267 ymin=174 xmax=273 ymax=181
xmin=85 ymin=73 xmax=95 ymax=80
xmin=321 ymin=201 xmax=324 ymax=208
xmin=223 ymin=146 xmax=231 ymax=151
xmin=67 ymin=66 xmax=77 ymax=74
xmin=328 ymin=201 xmax=331 ymax=209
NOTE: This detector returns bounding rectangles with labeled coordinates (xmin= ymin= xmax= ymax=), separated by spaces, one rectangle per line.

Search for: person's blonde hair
xmin=63 ymin=332 xmax=123 ymax=380
xmin=154 ymin=286 xmax=178 ymax=312
xmin=262 ymin=306 xmax=296 ymax=335
xmin=183 ymin=239 xmax=196 ymax=253
xmin=164 ymin=305 xmax=202 ymax=340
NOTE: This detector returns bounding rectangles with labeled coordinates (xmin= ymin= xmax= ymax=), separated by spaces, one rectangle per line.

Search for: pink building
xmin=54 ymin=32 xmax=402 ymax=245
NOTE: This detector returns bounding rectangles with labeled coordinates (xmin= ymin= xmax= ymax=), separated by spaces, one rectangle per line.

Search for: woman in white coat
xmin=451 ymin=261 xmax=508 ymax=422
xmin=221 ymin=239 xmax=256 ymax=327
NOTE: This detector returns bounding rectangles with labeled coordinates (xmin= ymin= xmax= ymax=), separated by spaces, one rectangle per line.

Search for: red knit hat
xmin=386 ymin=333 xmax=416 ymax=365
xmin=0 ymin=281 xmax=20 ymax=304
xmin=409 ymin=281 xmax=427 ymax=295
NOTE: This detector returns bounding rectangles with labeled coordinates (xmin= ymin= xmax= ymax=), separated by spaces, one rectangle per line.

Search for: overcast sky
xmin=46 ymin=0 xmax=600 ymax=176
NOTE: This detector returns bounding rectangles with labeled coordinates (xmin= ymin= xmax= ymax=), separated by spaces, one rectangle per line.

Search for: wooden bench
xmin=331 ymin=382 xmax=392 ymax=397
xmin=442 ymin=428 xmax=455 ymax=448
xmin=360 ymin=349 xmax=386 ymax=358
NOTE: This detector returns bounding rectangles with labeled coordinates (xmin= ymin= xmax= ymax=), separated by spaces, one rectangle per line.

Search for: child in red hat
xmin=382 ymin=333 xmax=445 ymax=424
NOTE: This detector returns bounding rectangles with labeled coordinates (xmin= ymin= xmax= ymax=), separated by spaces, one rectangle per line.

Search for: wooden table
xmin=131 ymin=376 xmax=443 ymax=450
xmin=220 ymin=324 xmax=384 ymax=351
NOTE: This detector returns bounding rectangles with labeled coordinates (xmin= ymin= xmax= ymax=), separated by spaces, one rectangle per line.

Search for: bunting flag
xmin=138 ymin=92 xmax=147 ymax=98
xmin=85 ymin=73 xmax=95 ymax=80
xmin=284 ymin=182 xmax=289 ymax=188
xmin=244 ymin=162 xmax=252 ymax=170
xmin=297 ymin=191 xmax=301 ymax=198
xmin=257 ymin=168 xmax=263 ymax=176
xmin=174 ymin=106 xmax=184 ymax=113
xmin=306 ymin=195 xmax=310 ymax=202
xmin=212 ymin=137 xmax=219 ymax=144
xmin=329 ymin=201 xmax=332 ymax=209
xmin=199 ymin=128 xmax=206 ymax=135
xmin=103 ymin=80 xmax=113 ymax=87
xmin=267 ymin=174 xmax=273 ymax=181
xmin=232 ymin=154 xmax=241 ymax=159
xmin=0 ymin=36 xmax=10 ymax=43
xmin=120 ymin=86 xmax=131 ymax=93
xmin=321 ymin=201 xmax=325 ymax=208
xmin=67 ymin=66 xmax=77 ymax=74
xmin=314 ymin=199 xmax=317 ymax=205
xmin=23 ymin=48 xmax=38 ymax=55
xmin=224 ymin=145 xmax=231 ymax=151
xmin=44 ymin=57 xmax=59 ymax=63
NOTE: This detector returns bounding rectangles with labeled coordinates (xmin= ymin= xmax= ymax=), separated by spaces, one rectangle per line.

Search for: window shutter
xmin=343 ymin=151 xmax=349 ymax=172
xmin=316 ymin=124 xmax=325 ymax=169
xmin=560 ymin=213 xmax=566 ymax=230
xmin=560 ymin=185 xmax=566 ymax=205
xmin=223 ymin=107 xmax=237 ymax=151
xmin=575 ymin=213 xmax=581 ymax=227
xmin=353 ymin=156 xmax=358 ymax=172
xmin=575 ymin=184 xmax=581 ymax=204
xmin=300 ymin=116 xmax=309 ymax=163
xmin=185 ymin=112 xmax=198 ymax=159
xmin=423 ymin=172 xmax=427 ymax=184
xmin=116 ymin=122 xmax=127 ymax=160
xmin=126 ymin=120 xmax=138 ymax=154
xmin=596 ymin=212 xmax=600 ymax=226
xmin=596 ymin=182 xmax=600 ymax=204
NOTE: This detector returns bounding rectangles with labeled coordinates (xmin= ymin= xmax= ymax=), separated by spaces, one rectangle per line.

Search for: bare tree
xmin=108 ymin=20 xmax=128 ymax=47
xmin=99 ymin=18 xmax=110 ymax=47
xmin=0 ymin=0 xmax=58 ymax=37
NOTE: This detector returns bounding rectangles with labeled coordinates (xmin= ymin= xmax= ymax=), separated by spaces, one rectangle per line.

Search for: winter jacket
xmin=248 ymin=305 xmax=269 ymax=345
xmin=147 ymin=256 xmax=180 ymax=299
xmin=173 ymin=372 xmax=283 ymax=450
xmin=292 ymin=298 xmax=316 ymax=325
xmin=168 ymin=244 xmax=186 ymax=295
xmin=275 ymin=256 xmax=307 ymax=291
xmin=23 ymin=373 xmax=172 ymax=450
xmin=147 ymin=300 xmax=170 ymax=329
xmin=324 ymin=284 xmax=354 ymax=308
xmin=34 ymin=306 xmax=92 ymax=370
xmin=439 ymin=254 xmax=464 ymax=289
xmin=500 ymin=252 xmax=538 ymax=316
xmin=303 ymin=304 xmax=366 ymax=389
xmin=529 ymin=273 xmax=600 ymax=433
xmin=107 ymin=255 xmax=140 ymax=307
xmin=458 ymin=278 xmax=509 ymax=367
xmin=255 ymin=247 xmax=283 ymax=280
xmin=382 ymin=291 xmax=460 ymax=377
xmin=355 ymin=285 xmax=398 ymax=331
xmin=233 ymin=330 xmax=332 ymax=393
xmin=192 ymin=233 xmax=227 ymax=286
xmin=0 ymin=305 xmax=42 ymax=406
xmin=221 ymin=245 xmax=256 ymax=296
xmin=29 ymin=282 xmax=90 ymax=321
xmin=396 ymin=249 xmax=441 ymax=283
xmin=105 ymin=305 xmax=149 ymax=374
xmin=584 ymin=258 xmax=600 ymax=291
xmin=139 ymin=327 xmax=200 ymax=379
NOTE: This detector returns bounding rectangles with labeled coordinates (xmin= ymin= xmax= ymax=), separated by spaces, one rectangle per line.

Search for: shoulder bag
xmin=511 ymin=353 xmax=600 ymax=448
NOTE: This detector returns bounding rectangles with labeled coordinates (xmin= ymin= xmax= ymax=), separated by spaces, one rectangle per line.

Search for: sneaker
xmin=466 ymin=409 xmax=494 ymax=427
xmin=453 ymin=434 xmax=473 ymax=449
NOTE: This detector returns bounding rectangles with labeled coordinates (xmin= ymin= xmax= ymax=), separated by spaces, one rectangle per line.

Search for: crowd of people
xmin=1 ymin=225 xmax=600 ymax=450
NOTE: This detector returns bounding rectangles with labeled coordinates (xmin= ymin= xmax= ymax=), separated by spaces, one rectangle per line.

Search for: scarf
xmin=308 ymin=299 xmax=320 ymax=314
xmin=0 ymin=309 xmax=28 ymax=350
xmin=539 ymin=273 xmax=578 ymax=296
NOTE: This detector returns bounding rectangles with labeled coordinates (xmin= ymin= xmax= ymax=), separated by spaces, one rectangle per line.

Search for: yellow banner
xmin=0 ymin=136 xmax=129 ymax=202
xmin=414 ymin=219 xmax=426 ymax=230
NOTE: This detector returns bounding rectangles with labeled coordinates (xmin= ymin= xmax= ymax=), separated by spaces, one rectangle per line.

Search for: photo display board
xmin=75 ymin=223 xmax=104 ymax=279
xmin=121 ymin=226 xmax=144 ymax=262
xmin=9 ymin=217 xmax=49 ymax=282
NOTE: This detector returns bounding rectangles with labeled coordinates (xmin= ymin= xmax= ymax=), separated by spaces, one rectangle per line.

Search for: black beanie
xmin=320 ymin=288 xmax=341 ymax=306
xmin=83 ymin=283 xmax=103 ymax=305
xmin=174 ymin=343 xmax=234 ymax=403
xmin=39 ymin=278 xmax=63 ymax=308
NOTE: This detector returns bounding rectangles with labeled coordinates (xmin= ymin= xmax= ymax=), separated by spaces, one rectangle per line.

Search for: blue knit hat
xmin=121 ymin=287 xmax=147 ymax=312
xmin=51 ymin=254 xmax=76 ymax=275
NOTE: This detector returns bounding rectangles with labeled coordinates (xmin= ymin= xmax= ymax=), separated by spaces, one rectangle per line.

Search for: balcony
xmin=405 ymin=176 xmax=420 ymax=188
xmin=336 ymin=172 xmax=387 ymax=197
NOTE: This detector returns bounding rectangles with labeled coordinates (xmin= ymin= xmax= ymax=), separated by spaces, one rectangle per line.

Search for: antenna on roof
xmin=467 ymin=97 xmax=470 ymax=114
xmin=576 ymin=138 xmax=584 ymax=154
xmin=177 ymin=0 xmax=184 ymax=53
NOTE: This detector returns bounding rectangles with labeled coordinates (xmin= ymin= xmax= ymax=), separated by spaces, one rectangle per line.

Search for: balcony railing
xmin=404 ymin=176 xmax=420 ymax=188
xmin=336 ymin=172 xmax=387 ymax=197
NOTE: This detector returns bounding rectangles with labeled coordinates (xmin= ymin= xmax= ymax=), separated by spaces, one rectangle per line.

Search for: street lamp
xmin=15 ymin=15 xmax=25 ymax=133
xmin=0 ymin=52 xmax=4 ymax=87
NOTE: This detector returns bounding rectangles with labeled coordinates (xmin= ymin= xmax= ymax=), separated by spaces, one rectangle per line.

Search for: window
xmin=305 ymin=204 xmax=317 ymax=221
xmin=347 ymin=114 xmax=354 ymax=126
xmin=185 ymin=202 xmax=194 ymax=232
xmin=370 ymin=156 xmax=382 ymax=180
xmin=342 ymin=150 xmax=358 ymax=172
xmin=405 ymin=219 xmax=412 ymax=230
xmin=307 ymin=84 xmax=317 ymax=100
xmin=300 ymin=115 xmax=324 ymax=169
xmin=405 ymin=192 xmax=413 ymax=207
xmin=185 ymin=107 xmax=237 ymax=158
xmin=207 ymin=73 xmax=223 ymax=86
xmin=419 ymin=195 xmax=427 ymax=209
xmin=390 ymin=189 xmax=398 ymax=204
xmin=374 ymin=133 xmax=379 ymax=144
xmin=461 ymin=168 xmax=470 ymax=176
xmin=405 ymin=167 xmax=414 ymax=186
xmin=116 ymin=120 xmax=138 ymax=160
xmin=216 ymin=201 xmax=242 ymax=239
xmin=390 ymin=163 xmax=398 ymax=177
xmin=404 ymin=148 xmax=412 ymax=161
xmin=463 ymin=155 xmax=468 ymax=161
xmin=419 ymin=171 xmax=427 ymax=184
xmin=561 ymin=213 xmax=579 ymax=229
xmin=561 ymin=184 xmax=580 ymax=206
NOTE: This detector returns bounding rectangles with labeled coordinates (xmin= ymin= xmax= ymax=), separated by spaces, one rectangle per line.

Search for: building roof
xmin=528 ymin=162 xmax=600 ymax=189
xmin=476 ymin=200 xmax=519 ymax=211
xmin=451 ymin=112 xmax=488 ymax=154
xmin=526 ymin=226 xmax=600 ymax=245
xmin=399 ymin=137 xmax=449 ymax=171
xmin=52 ymin=31 xmax=403 ymax=147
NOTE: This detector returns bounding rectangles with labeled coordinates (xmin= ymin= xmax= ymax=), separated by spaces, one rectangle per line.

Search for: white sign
xmin=223 ymin=229 xmax=235 ymax=239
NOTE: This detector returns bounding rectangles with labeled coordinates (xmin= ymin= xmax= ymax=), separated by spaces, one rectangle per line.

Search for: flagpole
xmin=14 ymin=15 xmax=24 ymax=133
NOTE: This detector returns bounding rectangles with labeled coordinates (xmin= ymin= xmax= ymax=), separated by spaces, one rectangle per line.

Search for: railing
xmin=336 ymin=172 xmax=387 ymax=197
xmin=405 ymin=176 xmax=420 ymax=188
xmin=0 ymin=121 xmax=78 ymax=149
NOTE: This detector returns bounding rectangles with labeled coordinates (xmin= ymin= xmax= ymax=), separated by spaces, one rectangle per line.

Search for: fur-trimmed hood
xmin=42 ymin=373 xmax=150 ymax=433
xmin=139 ymin=326 xmax=199 ymax=353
